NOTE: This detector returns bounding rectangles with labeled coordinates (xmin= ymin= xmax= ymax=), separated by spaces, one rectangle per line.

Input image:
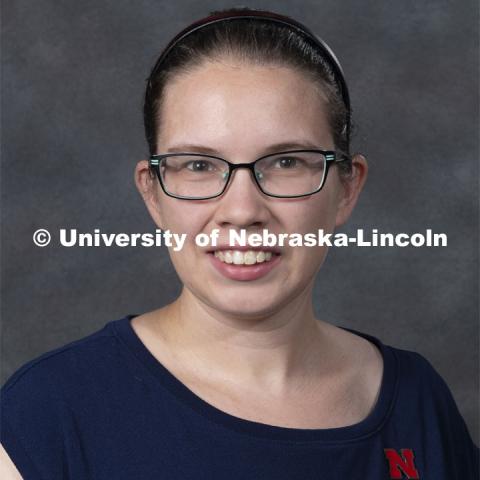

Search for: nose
xmin=213 ymin=167 xmax=271 ymax=229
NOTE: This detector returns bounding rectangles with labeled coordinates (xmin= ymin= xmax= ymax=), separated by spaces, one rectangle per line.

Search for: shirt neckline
xmin=111 ymin=313 xmax=398 ymax=444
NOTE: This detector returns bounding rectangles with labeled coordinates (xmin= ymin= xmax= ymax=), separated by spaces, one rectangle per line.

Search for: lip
xmin=207 ymin=250 xmax=282 ymax=281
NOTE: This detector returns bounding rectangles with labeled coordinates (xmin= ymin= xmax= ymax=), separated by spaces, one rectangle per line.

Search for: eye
xmin=185 ymin=160 xmax=216 ymax=172
xmin=273 ymin=157 xmax=299 ymax=168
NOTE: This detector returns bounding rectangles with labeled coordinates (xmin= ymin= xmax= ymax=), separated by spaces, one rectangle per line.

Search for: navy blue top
xmin=1 ymin=314 xmax=478 ymax=479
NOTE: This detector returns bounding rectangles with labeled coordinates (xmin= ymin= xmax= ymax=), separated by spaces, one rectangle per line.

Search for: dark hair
xmin=144 ymin=7 xmax=353 ymax=176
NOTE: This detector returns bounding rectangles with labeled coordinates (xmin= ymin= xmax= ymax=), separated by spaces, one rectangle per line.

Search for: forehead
xmin=158 ymin=60 xmax=333 ymax=153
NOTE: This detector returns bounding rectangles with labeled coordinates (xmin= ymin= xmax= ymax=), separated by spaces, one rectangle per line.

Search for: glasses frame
xmin=149 ymin=149 xmax=347 ymax=200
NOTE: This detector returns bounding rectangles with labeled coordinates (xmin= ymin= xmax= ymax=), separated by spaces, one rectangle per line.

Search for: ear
xmin=134 ymin=160 xmax=165 ymax=229
xmin=335 ymin=153 xmax=368 ymax=227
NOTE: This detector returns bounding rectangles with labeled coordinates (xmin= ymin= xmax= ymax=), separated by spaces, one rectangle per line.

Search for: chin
xmin=200 ymin=286 xmax=292 ymax=320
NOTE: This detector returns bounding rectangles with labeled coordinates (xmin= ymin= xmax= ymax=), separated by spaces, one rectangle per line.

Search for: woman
xmin=1 ymin=7 xmax=478 ymax=479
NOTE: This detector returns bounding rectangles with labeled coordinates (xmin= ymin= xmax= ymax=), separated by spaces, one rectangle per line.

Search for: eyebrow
xmin=165 ymin=141 xmax=324 ymax=156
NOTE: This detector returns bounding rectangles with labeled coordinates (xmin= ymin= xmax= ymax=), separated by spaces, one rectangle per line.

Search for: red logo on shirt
xmin=384 ymin=448 xmax=420 ymax=479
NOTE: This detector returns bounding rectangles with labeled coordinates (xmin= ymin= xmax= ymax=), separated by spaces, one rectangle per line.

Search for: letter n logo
xmin=384 ymin=448 xmax=420 ymax=479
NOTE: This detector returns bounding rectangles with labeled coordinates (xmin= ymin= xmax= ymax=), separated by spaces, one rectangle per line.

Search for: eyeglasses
xmin=149 ymin=149 xmax=347 ymax=200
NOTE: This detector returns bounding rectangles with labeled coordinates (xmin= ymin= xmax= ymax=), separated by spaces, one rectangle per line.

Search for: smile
xmin=208 ymin=248 xmax=282 ymax=281
xmin=213 ymin=250 xmax=276 ymax=265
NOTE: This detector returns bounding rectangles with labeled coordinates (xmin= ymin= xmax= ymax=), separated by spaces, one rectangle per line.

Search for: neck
xmin=155 ymin=285 xmax=333 ymax=394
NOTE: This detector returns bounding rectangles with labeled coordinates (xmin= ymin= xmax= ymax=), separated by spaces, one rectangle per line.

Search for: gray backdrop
xmin=2 ymin=0 xmax=479 ymax=443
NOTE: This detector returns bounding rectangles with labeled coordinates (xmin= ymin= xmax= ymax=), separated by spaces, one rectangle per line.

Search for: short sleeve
xmin=1 ymin=361 xmax=68 ymax=480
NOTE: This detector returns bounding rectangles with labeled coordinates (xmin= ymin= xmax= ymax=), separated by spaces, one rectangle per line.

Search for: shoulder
xmin=0 ymin=317 xmax=129 ymax=479
xmin=337 ymin=324 xmax=461 ymax=405
xmin=389 ymin=343 xmax=461 ymax=404
xmin=379 ymin=340 xmax=468 ymax=421
xmin=344 ymin=328 xmax=479 ymax=471
xmin=2 ymin=319 xmax=119 ymax=401
xmin=387 ymin=343 xmax=479 ymax=463
xmin=0 ymin=315 xmax=142 ymax=425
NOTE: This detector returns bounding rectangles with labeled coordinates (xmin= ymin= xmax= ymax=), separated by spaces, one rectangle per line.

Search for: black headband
xmin=146 ymin=9 xmax=351 ymax=144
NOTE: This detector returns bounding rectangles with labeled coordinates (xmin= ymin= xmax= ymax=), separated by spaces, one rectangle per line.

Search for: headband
xmin=146 ymin=9 xmax=351 ymax=144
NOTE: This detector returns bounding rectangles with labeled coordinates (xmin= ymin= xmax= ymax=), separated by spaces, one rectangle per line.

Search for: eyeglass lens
xmin=159 ymin=152 xmax=327 ymax=198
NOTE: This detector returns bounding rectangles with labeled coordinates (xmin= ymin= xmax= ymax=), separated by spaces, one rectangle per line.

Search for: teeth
xmin=233 ymin=251 xmax=244 ymax=265
xmin=213 ymin=250 xmax=276 ymax=265
xmin=224 ymin=251 xmax=233 ymax=264
xmin=244 ymin=251 xmax=257 ymax=265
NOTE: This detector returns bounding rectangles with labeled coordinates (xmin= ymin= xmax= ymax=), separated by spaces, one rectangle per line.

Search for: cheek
xmin=159 ymin=198 xmax=204 ymax=235
xmin=158 ymin=200 xmax=210 ymax=271
xmin=281 ymin=193 xmax=339 ymax=234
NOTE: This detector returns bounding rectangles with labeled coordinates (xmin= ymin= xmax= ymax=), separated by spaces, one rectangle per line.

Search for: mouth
xmin=206 ymin=248 xmax=282 ymax=281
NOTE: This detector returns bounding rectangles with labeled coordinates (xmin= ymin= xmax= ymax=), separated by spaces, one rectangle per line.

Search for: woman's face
xmin=136 ymin=59 xmax=366 ymax=318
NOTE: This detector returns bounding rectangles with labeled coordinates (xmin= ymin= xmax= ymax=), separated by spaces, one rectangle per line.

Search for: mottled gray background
xmin=1 ymin=0 xmax=478 ymax=443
